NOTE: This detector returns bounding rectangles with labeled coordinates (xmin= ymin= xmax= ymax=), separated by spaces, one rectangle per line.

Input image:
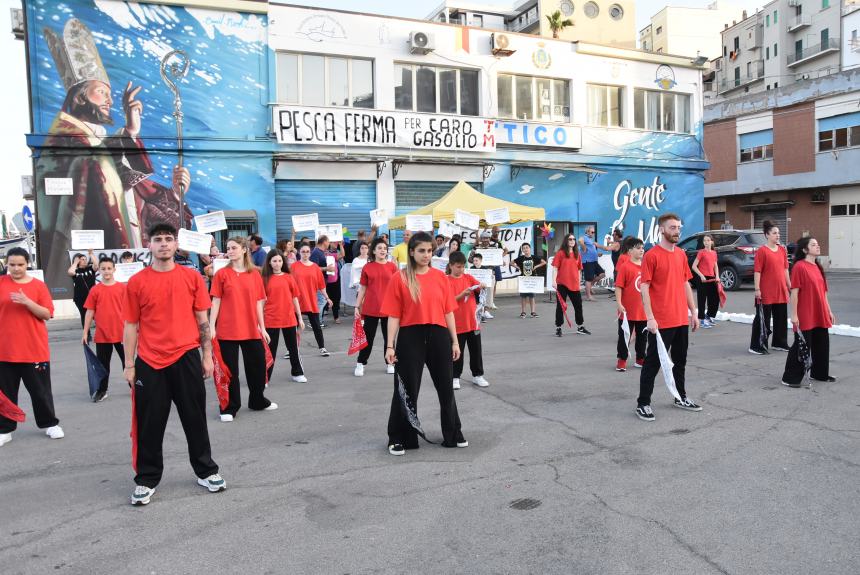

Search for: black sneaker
xmin=93 ymin=389 xmax=108 ymax=403
xmin=555 ymin=327 xmax=562 ymax=337
xmin=811 ymin=376 xmax=836 ymax=383
xmin=388 ymin=443 xmax=405 ymax=456
xmin=577 ymin=326 xmax=592 ymax=335
xmin=781 ymin=380 xmax=801 ymax=388
xmin=636 ymin=405 xmax=655 ymax=421
xmin=674 ymin=397 xmax=703 ymax=411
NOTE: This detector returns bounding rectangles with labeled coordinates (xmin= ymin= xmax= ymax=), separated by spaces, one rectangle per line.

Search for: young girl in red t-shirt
xmin=291 ymin=244 xmax=333 ymax=357
xmin=262 ymin=248 xmax=306 ymax=383
xmin=781 ymin=237 xmax=836 ymax=387
xmin=210 ymin=237 xmax=276 ymax=421
xmin=381 ymin=232 xmax=467 ymax=456
xmin=751 ymin=220 xmax=791 ymax=353
xmin=552 ymin=233 xmax=590 ymax=337
xmin=82 ymin=258 xmax=127 ymax=402
xmin=354 ymin=238 xmax=398 ymax=377
xmin=692 ymin=234 xmax=720 ymax=328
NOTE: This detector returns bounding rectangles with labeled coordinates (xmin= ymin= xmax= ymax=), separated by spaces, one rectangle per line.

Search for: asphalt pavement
xmin=1 ymin=290 xmax=858 ymax=575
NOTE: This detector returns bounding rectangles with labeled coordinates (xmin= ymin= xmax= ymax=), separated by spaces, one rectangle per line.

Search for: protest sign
xmin=194 ymin=211 xmax=228 ymax=234
xmin=370 ymin=208 xmax=388 ymax=227
xmin=465 ymin=267 xmax=493 ymax=286
xmin=316 ymin=224 xmax=343 ymax=242
xmin=292 ymin=213 xmax=319 ymax=231
xmin=476 ymin=248 xmax=503 ymax=266
xmin=484 ymin=207 xmax=510 ymax=226
xmin=71 ymin=230 xmax=104 ymax=250
xmin=114 ymin=262 xmax=144 ymax=283
xmin=177 ymin=228 xmax=214 ymax=254
xmin=518 ymin=276 xmax=544 ymax=294
xmin=406 ymin=215 xmax=434 ymax=232
xmin=454 ymin=209 xmax=479 ymax=230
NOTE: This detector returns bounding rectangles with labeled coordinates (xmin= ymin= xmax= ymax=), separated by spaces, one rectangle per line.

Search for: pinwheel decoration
xmin=540 ymin=223 xmax=555 ymax=240
xmin=342 ymin=226 xmax=351 ymax=239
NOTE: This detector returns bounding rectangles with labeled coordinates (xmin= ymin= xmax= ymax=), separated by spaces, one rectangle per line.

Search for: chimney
xmin=742 ymin=10 xmax=747 ymax=19
xmin=724 ymin=23 xmax=728 ymax=29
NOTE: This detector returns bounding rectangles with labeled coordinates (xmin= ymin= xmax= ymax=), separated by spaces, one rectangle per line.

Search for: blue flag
xmin=83 ymin=344 xmax=107 ymax=397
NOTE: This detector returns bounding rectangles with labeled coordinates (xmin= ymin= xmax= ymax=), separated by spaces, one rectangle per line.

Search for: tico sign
xmin=495 ymin=121 xmax=582 ymax=149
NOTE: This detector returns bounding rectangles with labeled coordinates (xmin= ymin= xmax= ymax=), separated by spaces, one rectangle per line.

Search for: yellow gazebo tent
xmin=388 ymin=181 xmax=545 ymax=229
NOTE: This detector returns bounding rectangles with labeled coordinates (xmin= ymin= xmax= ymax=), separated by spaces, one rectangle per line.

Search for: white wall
xmin=842 ymin=7 xmax=860 ymax=72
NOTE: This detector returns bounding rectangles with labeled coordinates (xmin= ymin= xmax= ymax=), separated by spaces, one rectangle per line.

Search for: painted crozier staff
xmin=781 ymin=237 xmax=836 ymax=387
xmin=210 ymin=237 xmax=277 ymax=422
xmin=262 ymin=249 xmax=307 ymax=383
xmin=750 ymin=220 xmax=791 ymax=353
xmin=354 ymin=238 xmax=399 ymax=377
xmin=123 ymin=223 xmax=224 ymax=506
xmin=381 ymin=232 xmax=468 ymax=456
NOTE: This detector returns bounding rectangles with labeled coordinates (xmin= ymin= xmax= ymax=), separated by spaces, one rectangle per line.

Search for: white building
xmin=426 ymin=1 xmax=514 ymax=30
xmin=638 ymin=1 xmax=747 ymax=60
xmin=843 ymin=0 xmax=860 ymax=71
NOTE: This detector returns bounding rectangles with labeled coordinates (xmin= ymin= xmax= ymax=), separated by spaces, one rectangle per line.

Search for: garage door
xmin=274 ymin=180 xmax=376 ymax=241
xmin=753 ymin=207 xmax=788 ymax=237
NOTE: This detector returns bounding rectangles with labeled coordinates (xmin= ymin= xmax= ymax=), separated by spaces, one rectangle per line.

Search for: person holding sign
xmin=636 ymin=213 xmax=701 ymax=422
xmin=292 ymin=245 xmax=333 ymax=357
xmin=468 ymin=253 xmax=492 ymax=321
xmin=381 ymin=232 xmax=467 ymax=456
xmin=614 ymin=237 xmax=646 ymax=372
xmin=512 ymin=243 xmax=546 ymax=318
xmin=552 ymin=234 xmax=590 ymax=337
xmin=0 ymin=248 xmax=64 ymax=448
xmin=82 ymin=258 xmax=127 ymax=402
xmin=354 ymin=238 xmax=399 ymax=377
xmin=262 ymin=249 xmax=306 ymax=383
xmin=122 ymin=223 xmax=224 ymax=505
xmin=210 ymin=237 xmax=277 ymax=422
xmin=67 ymin=249 xmax=96 ymax=328
xmin=448 ymin=251 xmax=489 ymax=389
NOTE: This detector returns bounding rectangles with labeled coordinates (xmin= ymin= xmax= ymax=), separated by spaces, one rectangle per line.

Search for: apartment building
xmin=844 ymin=0 xmax=860 ymax=70
xmin=427 ymin=1 xmax=514 ymax=30
xmin=639 ymin=2 xmax=747 ymax=59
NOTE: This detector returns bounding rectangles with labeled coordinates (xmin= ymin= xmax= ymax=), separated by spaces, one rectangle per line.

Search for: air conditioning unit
xmin=409 ymin=31 xmax=435 ymax=54
xmin=492 ymin=32 xmax=516 ymax=56
xmin=799 ymin=73 xmax=811 ymax=80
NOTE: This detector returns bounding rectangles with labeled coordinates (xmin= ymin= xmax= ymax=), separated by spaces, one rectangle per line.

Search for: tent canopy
xmin=388 ymin=181 xmax=546 ymax=230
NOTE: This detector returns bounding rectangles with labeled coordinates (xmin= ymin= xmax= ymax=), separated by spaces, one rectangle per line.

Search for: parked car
xmin=676 ymin=230 xmax=796 ymax=291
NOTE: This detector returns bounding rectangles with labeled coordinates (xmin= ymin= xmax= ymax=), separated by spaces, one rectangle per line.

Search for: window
xmin=774 ymin=43 xmax=778 ymax=57
xmin=609 ymin=4 xmax=624 ymax=20
xmin=818 ymin=113 xmax=860 ymax=151
xmin=774 ymin=82 xmax=778 ymax=88
xmin=734 ymin=67 xmax=741 ymax=86
xmin=830 ymin=204 xmax=847 ymax=216
xmin=822 ymin=0 xmax=829 ymax=8
xmin=766 ymin=14 xmax=770 ymax=27
xmin=766 ymin=46 xmax=770 ymax=60
xmin=773 ymin=10 xmax=778 ymax=24
xmin=395 ymin=64 xmax=479 ymax=115
xmin=739 ymin=129 xmax=774 ymax=162
xmin=821 ymin=28 xmax=829 ymax=46
xmin=633 ymin=89 xmax=690 ymax=132
xmin=734 ymin=36 xmax=740 ymax=51
xmin=276 ymin=52 xmax=374 ymax=108
xmin=656 ymin=26 xmax=662 ymax=35
xmin=473 ymin=15 xmax=483 ymax=27
xmin=587 ymin=84 xmax=623 ymax=127
xmin=497 ymin=74 xmax=570 ymax=122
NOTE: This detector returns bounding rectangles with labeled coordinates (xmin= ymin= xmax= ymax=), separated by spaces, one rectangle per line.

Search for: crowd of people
xmin=0 ymin=214 xmax=838 ymax=506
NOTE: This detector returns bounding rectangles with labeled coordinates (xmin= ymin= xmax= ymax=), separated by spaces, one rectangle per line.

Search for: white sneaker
xmin=45 ymin=425 xmax=64 ymax=439
xmin=220 ymin=414 xmax=234 ymax=422
xmin=354 ymin=363 xmax=365 ymax=377
xmin=386 ymin=364 xmax=395 ymax=375
xmin=482 ymin=311 xmax=494 ymax=319
xmin=291 ymin=375 xmax=308 ymax=383
xmin=472 ymin=375 xmax=490 ymax=387
xmin=453 ymin=378 xmax=461 ymax=390
xmin=320 ymin=348 xmax=330 ymax=357
xmin=264 ymin=402 xmax=278 ymax=411
xmin=197 ymin=473 xmax=227 ymax=492
xmin=0 ymin=432 xmax=11 ymax=447
xmin=131 ymin=485 xmax=154 ymax=506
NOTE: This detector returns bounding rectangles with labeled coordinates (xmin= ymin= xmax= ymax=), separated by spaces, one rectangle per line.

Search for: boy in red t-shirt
xmin=82 ymin=258 xmax=127 ymax=402
xmin=636 ymin=214 xmax=701 ymax=422
xmin=614 ymin=237 xmax=646 ymax=371
xmin=0 ymin=248 xmax=63 ymax=447
xmin=123 ymin=223 xmax=224 ymax=506
xmin=448 ymin=251 xmax=489 ymax=389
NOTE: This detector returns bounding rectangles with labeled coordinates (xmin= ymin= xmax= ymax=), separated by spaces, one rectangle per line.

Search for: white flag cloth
xmin=621 ymin=312 xmax=631 ymax=352
xmin=654 ymin=329 xmax=683 ymax=401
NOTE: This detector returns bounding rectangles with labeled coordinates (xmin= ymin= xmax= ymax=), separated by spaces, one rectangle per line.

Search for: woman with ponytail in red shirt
xmin=262 ymin=249 xmax=307 ymax=383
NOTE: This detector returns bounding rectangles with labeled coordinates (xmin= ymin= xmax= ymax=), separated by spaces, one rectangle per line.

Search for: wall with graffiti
xmin=25 ymin=0 xmax=272 ymax=296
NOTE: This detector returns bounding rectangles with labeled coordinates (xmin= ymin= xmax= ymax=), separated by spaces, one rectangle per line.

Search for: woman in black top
xmin=67 ymin=249 xmax=95 ymax=327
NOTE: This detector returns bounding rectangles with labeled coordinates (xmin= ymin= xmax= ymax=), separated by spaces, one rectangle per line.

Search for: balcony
xmin=787 ymin=15 xmax=812 ymax=33
xmin=787 ymin=38 xmax=841 ymax=67
xmin=787 ymin=0 xmax=800 ymax=5
xmin=718 ymin=60 xmax=765 ymax=93
xmin=506 ymin=10 xmax=540 ymax=33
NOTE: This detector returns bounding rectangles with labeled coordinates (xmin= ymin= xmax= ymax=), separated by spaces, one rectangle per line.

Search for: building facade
xmin=703 ymin=69 xmax=860 ymax=268
xmin=24 ymin=0 xmax=707 ymax=298
xmin=638 ymin=2 xmax=747 ymax=60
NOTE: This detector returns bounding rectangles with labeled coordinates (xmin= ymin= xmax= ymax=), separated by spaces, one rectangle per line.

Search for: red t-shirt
xmin=615 ymin=261 xmax=646 ymax=321
xmin=552 ymin=249 xmax=582 ymax=291
xmin=641 ymin=245 xmax=692 ymax=329
xmin=123 ymin=265 xmax=211 ymax=369
xmin=360 ymin=261 xmax=399 ymax=317
xmin=84 ymin=282 xmax=127 ymax=343
xmin=291 ymin=262 xmax=326 ymax=313
xmin=754 ymin=245 xmax=789 ymax=304
xmin=791 ymin=260 xmax=832 ymax=331
xmin=696 ymin=249 xmax=718 ymax=279
xmin=448 ymin=273 xmax=480 ymax=334
xmin=264 ymin=273 xmax=300 ymax=329
xmin=616 ymin=253 xmax=629 ymax=270
xmin=380 ymin=268 xmax=457 ymax=328
xmin=0 ymin=276 xmax=53 ymax=362
xmin=210 ymin=267 xmax=266 ymax=340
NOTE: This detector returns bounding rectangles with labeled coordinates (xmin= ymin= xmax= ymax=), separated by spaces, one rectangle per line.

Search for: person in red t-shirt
xmin=781 ymin=237 xmax=836 ymax=387
xmin=636 ymin=213 xmax=701 ymax=422
xmin=291 ymin=245 xmax=333 ymax=357
xmin=122 ymin=223 xmax=223 ymax=506
xmin=692 ymin=234 xmax=720 ymax=328
xmin=262 ymin=248 xmax=306 ymax=383
xmin=381 ymin=232 xmax=466 ymax=456
xmin=751 ymin=220 xmax=792 ymax=354
xmin=552 ymin=233 xmax=590 ymax=337
xmin=448 ymin=251 xmax=490 ymax=389
xmin=615 ymin=237 xmax=647 ymax=371
xmin=354 ymin=238 xmax=399 ymax=377
xmin=0 ymin=248 xmax=63 ymax=447
xmin=210 ymin=237 xmax=276 ymax=421
xmin=82 ymin=258 xmax=127 ymax=402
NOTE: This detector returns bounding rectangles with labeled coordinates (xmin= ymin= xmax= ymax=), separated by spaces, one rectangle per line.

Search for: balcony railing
xmin=787 ymin=14 xmax=812 ymax=32
xmin=787 ymin=38 xmax=841 ymax=66
xmin=718 ymin=60 xmax=765 ymax=93
xmin=506 ymin=12 xmax=540 ymax=32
